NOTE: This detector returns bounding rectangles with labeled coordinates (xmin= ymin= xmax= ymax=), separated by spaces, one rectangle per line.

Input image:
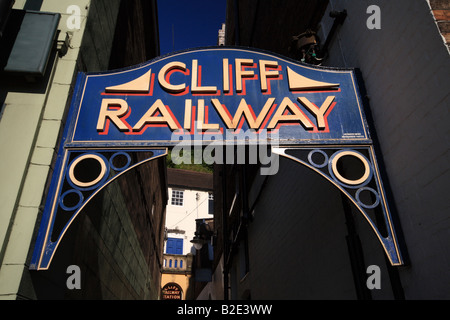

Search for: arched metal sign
xmin=30 ymin=47 xmax=404 ymax=270
xmin=161 ymin=283 xmax=183 ymax=300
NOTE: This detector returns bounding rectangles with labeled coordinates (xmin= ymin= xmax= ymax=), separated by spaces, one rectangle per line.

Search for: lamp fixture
xmin=191 ymin=221 xmax=214 ymax=251
xmin=289 ymin=29 xmax=323 ymax=65
xmin=289 ymin=9 xmax=347 ymax=66
xmin=190 ymin=234 xmax=204 ymax=250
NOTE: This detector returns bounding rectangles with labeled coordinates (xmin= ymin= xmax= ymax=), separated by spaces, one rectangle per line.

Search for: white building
xmin=164 ymin=168 xmax=214 ymax=257
xmin=218 ymin=23 xmax=226 ymax=46
xmin=160 ymin=168 xmax=214 ymax=299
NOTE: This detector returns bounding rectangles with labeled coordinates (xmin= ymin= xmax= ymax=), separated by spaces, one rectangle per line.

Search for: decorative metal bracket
xmin=273 ymin=145 xmax=403 ymax=266
xmin=30 ymin=148 xmax=167 ymax=270
xmin=29 ymin=47 xmax=406 ymax=271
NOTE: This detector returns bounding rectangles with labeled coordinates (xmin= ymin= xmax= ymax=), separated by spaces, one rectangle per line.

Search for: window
xmin=208 ymin=193 xmax=214 ymax=215
xmin=239 ymin=236 xmax=250 ymax=280
xmin=171 ymin=190 xmax=184 ymax=206
xmin=166 ymin=238 xmax=183 ymax=255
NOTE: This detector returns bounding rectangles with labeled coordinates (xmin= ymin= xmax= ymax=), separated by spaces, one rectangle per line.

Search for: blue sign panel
xmin=30 ymin=47 xmax=404 ymax=270
xmin=67 ymin=47 xmax=370 ymax=147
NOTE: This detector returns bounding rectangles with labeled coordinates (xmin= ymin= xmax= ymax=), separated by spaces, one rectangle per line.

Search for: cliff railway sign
xmin=30 ymin=47 xmax=404 ymax=270
xmin=161 ymin=283 xmax=182 ymax=300
xmin=65 ymin=48 xmax=367 ymax=146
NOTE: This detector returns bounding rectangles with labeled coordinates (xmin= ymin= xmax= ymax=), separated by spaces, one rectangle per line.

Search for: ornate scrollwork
xmin=30 ymin=148 xmax=167 ymax=270
xmin=273 ymin=146 xmax=403 ymax=266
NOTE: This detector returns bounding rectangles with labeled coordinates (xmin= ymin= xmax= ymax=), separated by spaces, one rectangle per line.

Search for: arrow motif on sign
xmin=105 ymin=69 xmax=152 ymax=93
xmin=287 ymin=66 xmax=339 ymax=90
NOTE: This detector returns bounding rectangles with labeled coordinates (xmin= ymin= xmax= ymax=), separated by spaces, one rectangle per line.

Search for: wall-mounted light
xmin=289 ymin=29 xmax=323 ymax=65
xmin=289 ymin=9 xmax=347 ymax=66
xmin=190 ymin=233 xmax=204 ymax=250
xmin=321 ymin=10 xmax=347 ymax=58
xmin=190 ymin=221 xmax=214 ymax=250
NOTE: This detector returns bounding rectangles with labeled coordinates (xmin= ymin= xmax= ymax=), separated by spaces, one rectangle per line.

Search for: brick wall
xmin=74 ymin=157 xmax=166 ymax=300
xmin=30 ymin=157 xmax=166 ymax=300
xmin=108 ymin=0 xmax=159 ymax=69
xmin=429 ymin=0 xmax=450 ymax=50
xmin=78 ymin=0 xmax=121 ymax=72
xmin=0 ymin=0 xmax=162 ymax=299
xmin=78 ymin=0 xmax=159 ymax=73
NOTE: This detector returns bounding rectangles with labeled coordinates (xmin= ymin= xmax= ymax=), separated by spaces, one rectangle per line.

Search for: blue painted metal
xmin=29 ymin=47 xmax=404 ymax=270
xmin=65 ymin=47 xmax=370 ymax=147
xmin=29 ymin=148 xmax=167 ymax=270
xmin=273 ymin=146 xmax=404 ymax=266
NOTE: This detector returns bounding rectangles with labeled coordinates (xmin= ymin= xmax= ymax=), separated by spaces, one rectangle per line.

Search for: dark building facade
xmin=209 ymin=0 xmax=450 ymax=300
xmin=0 ymin=0 xmax=164 ymax=300
xmin=1 ymin=0 xmax=448 ymax=301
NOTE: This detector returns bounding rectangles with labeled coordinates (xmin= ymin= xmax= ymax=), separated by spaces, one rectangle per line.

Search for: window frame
xmin=170 ymin=189 xmax=184 ymax=207
xmin=166 ymin=237 xmax=184 ymax=255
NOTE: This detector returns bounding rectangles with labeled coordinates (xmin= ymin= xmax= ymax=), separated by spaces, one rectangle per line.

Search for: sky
xmin=157 ymin=0 xmax=227 ymax=55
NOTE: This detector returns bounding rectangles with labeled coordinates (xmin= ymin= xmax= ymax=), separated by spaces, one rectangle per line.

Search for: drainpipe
xmin=321 ymin=9 xmax=347 ymax=55
xmin=222 ymin=156 xmax=229 ymax=300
